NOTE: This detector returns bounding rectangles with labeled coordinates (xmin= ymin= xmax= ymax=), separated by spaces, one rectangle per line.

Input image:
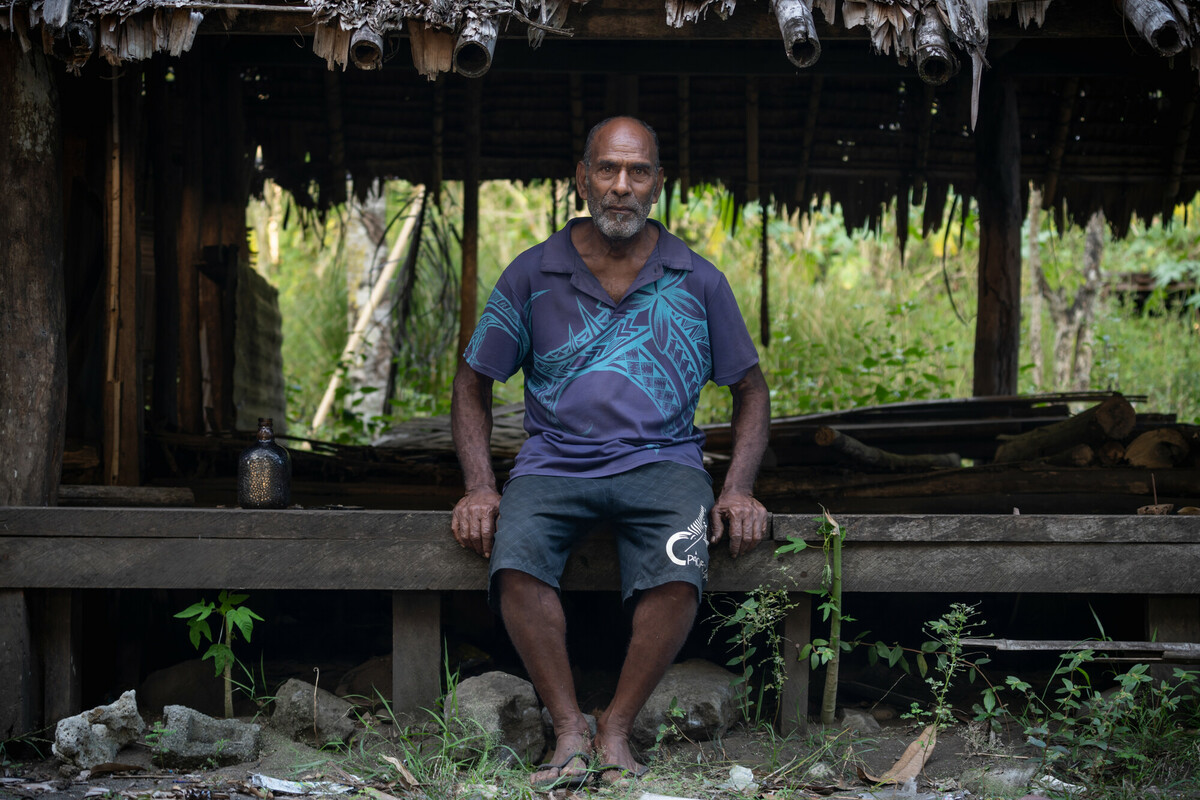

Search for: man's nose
xmin=611 ymin=168 xmax=632 ymax=194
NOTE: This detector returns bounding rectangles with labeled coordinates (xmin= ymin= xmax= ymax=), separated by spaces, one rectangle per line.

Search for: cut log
xmin=1096 ymin=439 xmax=1127 ymax=466
xmin=1045 ymin=443 xmax=1093 ymax=467
xmin=1125 ymin=428 xmax=1191 ymax=469
xmin=814 ymin=426 xmax=961 ymax=472
xmin=1115 ymin=0 xmax=1187 ymax=56
xmin=994 ymin=396 xmax=1136 ymax=463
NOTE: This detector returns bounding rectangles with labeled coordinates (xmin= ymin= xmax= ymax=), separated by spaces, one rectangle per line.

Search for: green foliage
xmin=262 ymin=180 xmax=1200 ymax=441
xmin=651 ymin=696 xmax=688 ymax=752
xmin=707 ymin=589 xmax=799 ymax=726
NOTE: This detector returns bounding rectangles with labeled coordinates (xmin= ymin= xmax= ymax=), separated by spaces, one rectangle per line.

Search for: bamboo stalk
xmin=770 ymin=0 xmax=820 ymax=68
xmin=915 ymin=8 xmax=958 ymax=85
xmin=820 ymin=517 xmax=842 ymax=727
xmin=1116 ymin=0 xmax=1187 ymax=56
xmin=350 ymin=27 xmax=384 ymax=70
xmin=310 ymin=186 xmax=427 ymax=433
xmin=453 ymin=14 xmax=498 ymax=78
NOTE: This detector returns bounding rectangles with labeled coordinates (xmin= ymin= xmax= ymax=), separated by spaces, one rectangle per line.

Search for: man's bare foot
xmin=593 ymin=728 xmax=648 ymax=784
xmin=531 ymin=728 xmax=592 ymax=789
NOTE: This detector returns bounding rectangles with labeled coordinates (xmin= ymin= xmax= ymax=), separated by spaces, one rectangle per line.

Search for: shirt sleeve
xmin=708 ymin=272 xmax=760 ymax=386
xmin=462 ymin=275 xmax=530 ymax=383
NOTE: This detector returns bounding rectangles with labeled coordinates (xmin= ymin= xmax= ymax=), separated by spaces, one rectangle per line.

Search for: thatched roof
xmin=6 ymin=0 xmax=1200 ymax=235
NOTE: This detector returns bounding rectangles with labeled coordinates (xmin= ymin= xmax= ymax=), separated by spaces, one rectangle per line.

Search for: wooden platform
xmin=2 ymin=509 xmax=1198 ymax=732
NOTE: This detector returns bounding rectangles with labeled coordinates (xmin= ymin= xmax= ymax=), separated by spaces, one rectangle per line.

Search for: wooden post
xmin=149 ymin=65 xmax=182 ymax=432
xmin=177 ymin=58 xmax=205 ymax=435
xmin=0 ymin=38 xmax=66 ymax=737
xmin=38 ymin=590 xmax=82 ymax=724
xmin=458 ymin=79 xmax=482 ymax=357
xmin=103 ymin=66 xmax=143 ymax=484
xmin=972 ymin=75 xmax=1022 ymax=397
xmin=392 ymin=592 xmax=442 ymax=718
xmin=1146 ymin=596 xmax=1200 ymax=683
xmin=781 ymin=593 xmax=812 ymax=732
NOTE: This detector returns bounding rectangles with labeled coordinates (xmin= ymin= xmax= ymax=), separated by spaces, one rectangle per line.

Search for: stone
xmin=960 ymin=763 xmax=1038 ymax=797
xmin=838 ymin=707 xmax=882 ymax=733
xmin=139 ymin=659 xmax=226 ymax=718
xmin=335 ymin=655 xmax=392 ymax=705
xmin=631 ymin=659 xmax=739 ymax=749
xmin=270 ymin=678 xmax=359 ymax=747
xmin=158 ymin=705 xmax=261 ymax=769
xmin=52 ymin=690 xmax=146 ymax=769
xmin=446 ymin=671 xmax=544 ymax=765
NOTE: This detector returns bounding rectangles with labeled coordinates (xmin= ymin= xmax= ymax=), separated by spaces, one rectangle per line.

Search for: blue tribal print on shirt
xmin=527 ymin=270 xmax=711 ymax=439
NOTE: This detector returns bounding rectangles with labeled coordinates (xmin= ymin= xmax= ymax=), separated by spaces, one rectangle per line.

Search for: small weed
xmin=175 ymin=591 xmax=264 ymax=718
xmin=145 ymin=720 xmax=173 ymax=768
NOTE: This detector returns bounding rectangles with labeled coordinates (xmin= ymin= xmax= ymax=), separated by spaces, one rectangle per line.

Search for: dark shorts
xmin=488 ymin=461 xmax=714 ymax=608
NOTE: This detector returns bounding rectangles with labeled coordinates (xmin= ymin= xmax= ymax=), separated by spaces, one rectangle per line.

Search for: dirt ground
xmin=0 ymin=716 xmax=1047 ymax=800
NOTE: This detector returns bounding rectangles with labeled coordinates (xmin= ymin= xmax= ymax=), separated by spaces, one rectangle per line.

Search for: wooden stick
xmin=815 ymin=426 xmax=962 ymax=471
xmin=310 ymin=186 xmax=426 ymax=433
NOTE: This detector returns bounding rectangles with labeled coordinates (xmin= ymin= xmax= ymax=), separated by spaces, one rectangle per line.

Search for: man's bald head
xmin=582 ymin=117 xmax=661 ymax=170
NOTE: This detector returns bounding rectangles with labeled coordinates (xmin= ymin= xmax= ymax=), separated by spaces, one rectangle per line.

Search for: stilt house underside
xmin=7 ymin=0 xmax=1200 ymax=236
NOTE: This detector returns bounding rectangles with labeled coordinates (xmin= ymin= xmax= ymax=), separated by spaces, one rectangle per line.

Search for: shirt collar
xmin=540 ymin=218 xmax=696 ymax=274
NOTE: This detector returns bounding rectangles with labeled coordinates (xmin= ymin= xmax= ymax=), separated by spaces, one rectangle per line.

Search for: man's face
xmin=577 ymin=120 xmax=664 ymax=242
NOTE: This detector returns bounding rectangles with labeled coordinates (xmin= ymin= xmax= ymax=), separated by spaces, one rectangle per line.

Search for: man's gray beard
xmin=587 ymin=192 xmax=652 ymax=242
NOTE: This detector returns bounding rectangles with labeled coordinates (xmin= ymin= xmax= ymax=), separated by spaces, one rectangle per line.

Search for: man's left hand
xmin=709 ymin=491 xmax=768 ymax=558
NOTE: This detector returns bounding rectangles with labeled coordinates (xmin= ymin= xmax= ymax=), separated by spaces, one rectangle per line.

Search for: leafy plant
xmin=708 ymin=589 xmax=799 ymax=727
xmin=901 ymin=603 xmax=990 ymax=730
xmin=651 ymin=696 xmax=689 ymax=752
xmin=175 ymin=591 xmax=264 ymax=718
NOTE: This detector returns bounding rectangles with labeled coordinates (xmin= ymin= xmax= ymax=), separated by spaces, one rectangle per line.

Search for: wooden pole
xmin=458 ymin=79 xmax=482 ymax=358
xmin=0 ymin=37 xmax=66 ymax=737
xmin=177 ymin=58 xmax=205 ymax=435
xmin=103 ymin=67 xmax=142 ymax=484
xmin=972 ymin=75 xmax=1022 ymax=397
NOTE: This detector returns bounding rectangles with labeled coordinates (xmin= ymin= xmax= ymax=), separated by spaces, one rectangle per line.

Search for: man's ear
xmin=576 ymin=161 xmax=588 ymax=200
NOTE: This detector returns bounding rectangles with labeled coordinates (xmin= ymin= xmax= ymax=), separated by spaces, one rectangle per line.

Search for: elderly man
xmin=451 ymin=116 xmax=770 ymax=787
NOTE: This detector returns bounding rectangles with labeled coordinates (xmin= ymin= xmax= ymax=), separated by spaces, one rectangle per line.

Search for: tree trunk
xmin=0 ymin=37 xmax=66 ymax=739
xmin=1026 ymin=187 xmax=1044 ymax=391
xmin=1038 ymin=210 xmax=1104 ymax=392
xmin=973 ymin=76 xmax=1022 ymax=397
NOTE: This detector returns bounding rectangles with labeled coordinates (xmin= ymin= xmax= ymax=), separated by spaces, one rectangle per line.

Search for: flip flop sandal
xmin=596 ymin=763 xmax=650 ymax=786
xmin=531 ymin=751 xmax=592 ymax=790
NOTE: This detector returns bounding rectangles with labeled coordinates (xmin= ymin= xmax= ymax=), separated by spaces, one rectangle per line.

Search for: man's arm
xmin=709 ymin=364 xmax=770 ymax=557
xmin=450 ymin=359 xmax=501 ymax=558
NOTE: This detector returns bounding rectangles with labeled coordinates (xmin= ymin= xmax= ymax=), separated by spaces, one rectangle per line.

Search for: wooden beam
xmin=972 ymin=74 xmax=1022 ymax=397
xmin=1 ymin=510 xmax=1198 ymax=594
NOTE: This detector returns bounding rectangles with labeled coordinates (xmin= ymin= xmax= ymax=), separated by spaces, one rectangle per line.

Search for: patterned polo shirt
xmin=464 ymin=218 xmax=759 ymax=480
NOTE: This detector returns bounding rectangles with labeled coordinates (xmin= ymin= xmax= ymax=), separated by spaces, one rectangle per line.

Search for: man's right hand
xmin=451 ymin=487 xmax=502 ymax=558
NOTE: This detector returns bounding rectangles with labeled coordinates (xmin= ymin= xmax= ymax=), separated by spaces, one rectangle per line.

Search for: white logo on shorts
xmin=666 ymin=506 xmax=708 ymax=570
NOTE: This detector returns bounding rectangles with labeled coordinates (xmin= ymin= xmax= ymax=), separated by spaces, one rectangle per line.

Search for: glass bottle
xmin=237 ymin=417 xmax=291 ymax=509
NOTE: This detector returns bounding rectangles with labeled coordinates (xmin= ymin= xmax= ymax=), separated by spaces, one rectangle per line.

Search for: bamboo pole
xmin=1116 ymin=0 xmax=1187 ymax=56
xmin=350 ymin=27 xmax=384 ymax=70
xmin=915 ymin=8 xmax=958 ymax=85
xmin=453 ymin=15 xmax=498 ymax=78
xmin=310 ymin=186 xmax=427 ymax=433
xmin=458 ymin=79 xmax=482 ymax=357
xmin=770 ymin=0 xmax=820 ymax=68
